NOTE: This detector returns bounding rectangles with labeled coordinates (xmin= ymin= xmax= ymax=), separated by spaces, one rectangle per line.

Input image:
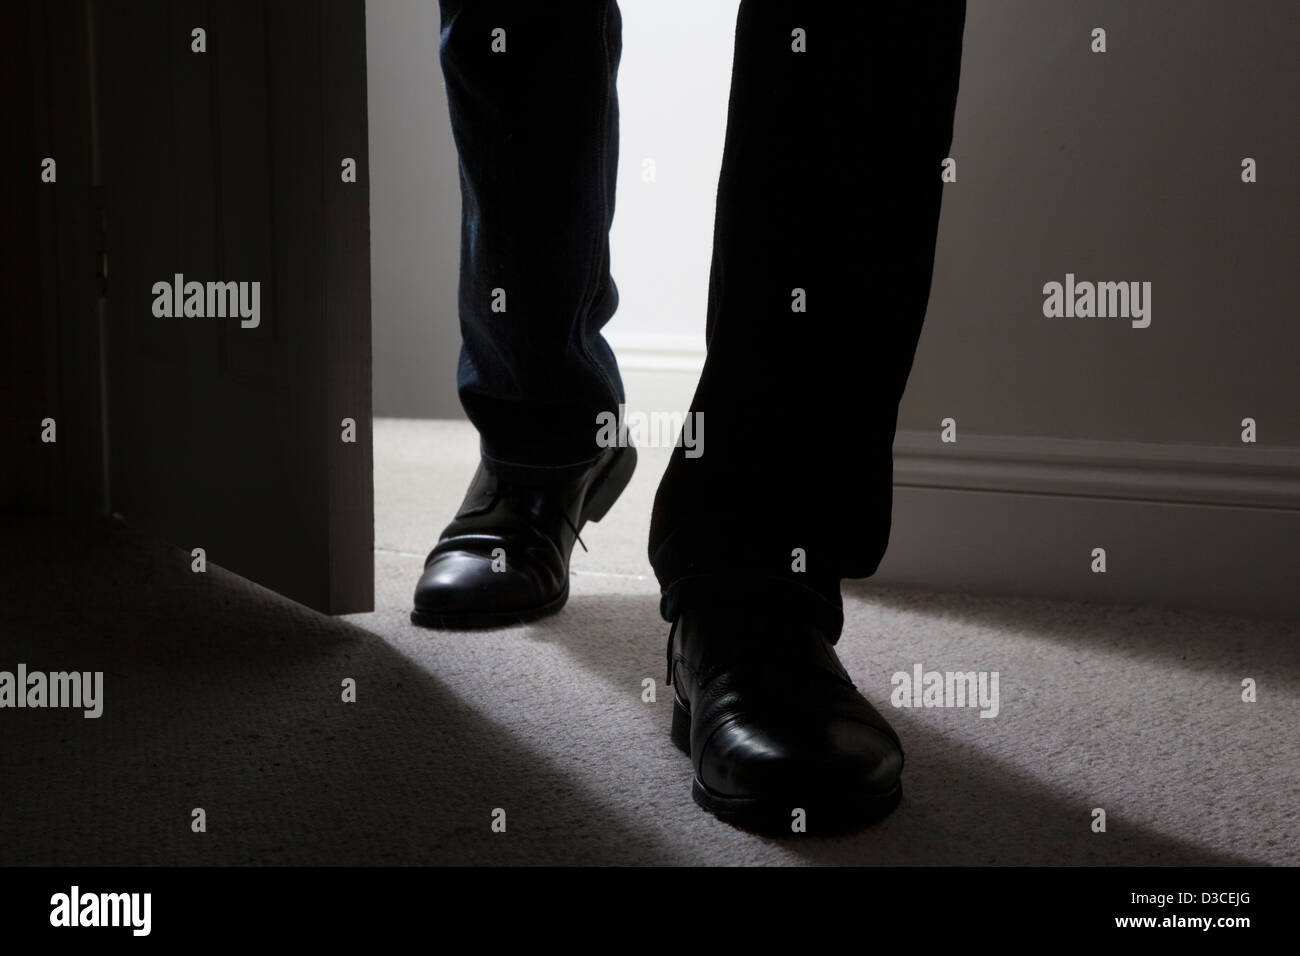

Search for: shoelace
xmin=559 ymin=508 xmax=588 ymax=553
xmin=665 ymin=616 xmax=680 ymax=687
xmin=486 ymin=483 xmax=588 ymax=554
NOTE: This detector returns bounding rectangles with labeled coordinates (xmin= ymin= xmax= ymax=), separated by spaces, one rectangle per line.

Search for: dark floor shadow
xmin=0 ymin=517 xmax=676 ymax=866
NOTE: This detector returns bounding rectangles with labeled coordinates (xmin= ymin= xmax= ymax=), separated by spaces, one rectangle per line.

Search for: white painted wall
xmin=603 ymin=0 xmax=738 ymax=361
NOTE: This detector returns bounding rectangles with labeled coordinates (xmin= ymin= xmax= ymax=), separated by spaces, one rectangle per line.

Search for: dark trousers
xmin=437 ymin=1 xmax=967 ymax=639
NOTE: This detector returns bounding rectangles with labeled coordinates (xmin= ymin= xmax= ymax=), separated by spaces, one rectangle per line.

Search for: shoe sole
xmin=671 ymin=695 xmax=903 ymax=834
xmin=409 ymin=444 xmax=637 ymax=630
xmin=409 ymin=583 xmax=570 ymax=630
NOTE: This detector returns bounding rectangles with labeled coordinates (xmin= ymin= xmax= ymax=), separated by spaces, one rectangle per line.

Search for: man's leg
xmin=413 ymin=0 xmax=635 ymax=628
xmin=438 ymin=0 xmax=624 ymax=467
xmin=651 ymin=2 xmax=966 ymax=829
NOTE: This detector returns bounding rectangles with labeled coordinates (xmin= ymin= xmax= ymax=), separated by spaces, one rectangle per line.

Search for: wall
xmin=366 ymin=0 xmax=463 ymax=419
xmin=366 ymin=0 xmax=1300 ymax=617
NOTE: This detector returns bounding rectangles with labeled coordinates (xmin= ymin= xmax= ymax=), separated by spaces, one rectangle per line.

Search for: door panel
xmin=1 ymin=0 xmax=107 ymax=517
xmin=95 ymin=0 xmax=373 ymax=613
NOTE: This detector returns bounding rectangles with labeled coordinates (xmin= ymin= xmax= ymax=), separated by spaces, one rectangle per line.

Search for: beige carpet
xmin=1 ymin=416 xmax=1295 ymax=865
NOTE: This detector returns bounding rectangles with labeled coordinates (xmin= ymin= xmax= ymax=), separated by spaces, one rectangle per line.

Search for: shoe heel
xmin=670 ymin=696 xmax=692 ymax=755
xmin=582 ymin=444 xmax=636 ymax=524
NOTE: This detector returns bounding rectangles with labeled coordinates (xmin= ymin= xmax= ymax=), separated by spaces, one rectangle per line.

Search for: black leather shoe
xmin=666 ymin=605 xmax=904 ymax=832
xmin=410 ymin=443 xmax=635 ymax=629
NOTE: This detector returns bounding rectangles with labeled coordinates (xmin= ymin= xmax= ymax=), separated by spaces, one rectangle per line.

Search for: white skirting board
xmin=879 ymin=431 xmax=1300 ymax=620
xmin=607 ymin=330 xmax=706 ymax=373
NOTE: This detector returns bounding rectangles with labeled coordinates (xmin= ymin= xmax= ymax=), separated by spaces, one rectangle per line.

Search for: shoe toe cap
xmin=412 ymin=548 xmax=554 ymax=615
xmin=700 ymin=714 xmax=902 ymax=802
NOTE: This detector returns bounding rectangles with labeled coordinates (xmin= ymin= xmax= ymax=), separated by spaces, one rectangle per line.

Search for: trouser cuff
xmin=659 ymin=572 xmax=845 ymax=643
